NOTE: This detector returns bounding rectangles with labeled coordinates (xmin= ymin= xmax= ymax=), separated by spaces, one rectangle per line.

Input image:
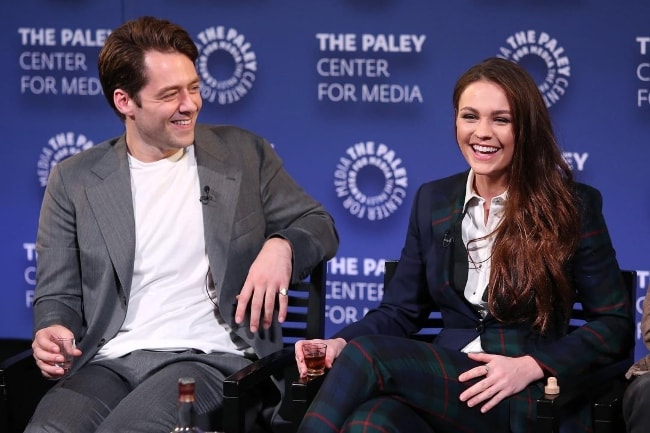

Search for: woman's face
xmin=456 ymin=79 xmax=515 ymax=194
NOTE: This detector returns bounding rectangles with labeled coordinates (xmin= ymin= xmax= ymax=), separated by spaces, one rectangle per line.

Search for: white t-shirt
xmin=95 ymin=145 xmax=245 ymax=360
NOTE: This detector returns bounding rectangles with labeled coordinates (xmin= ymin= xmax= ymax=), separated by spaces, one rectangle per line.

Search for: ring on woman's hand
xmin=279 ymin=288 xmax=288 ymax=297
xmin=485 ymin=365 xmax=490 ymax=375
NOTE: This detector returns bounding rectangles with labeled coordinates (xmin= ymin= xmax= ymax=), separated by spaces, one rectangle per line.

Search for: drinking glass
xmin=52 ymin=337 xmax=75 ymax=375
xmin=302 ymin=342 xmax=327 ymax=376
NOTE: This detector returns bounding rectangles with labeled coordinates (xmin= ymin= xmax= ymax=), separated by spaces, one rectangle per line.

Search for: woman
xmin=295 ymin=57 xmax=632 ymax=433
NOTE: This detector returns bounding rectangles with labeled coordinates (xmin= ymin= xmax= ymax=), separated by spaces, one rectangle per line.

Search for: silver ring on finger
xmin=279 ymin=287 xmax=288 ymax=297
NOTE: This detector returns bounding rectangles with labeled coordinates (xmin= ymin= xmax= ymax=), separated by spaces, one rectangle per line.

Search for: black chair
xmin=222 ymin=260 xmax=326 ymax=433
xmin=0 ymin=260 xmax=326 ymax=433
xmin=291 ymin=260 xmax=636 ymax=433
xmin=534 ymin=269 xmax=636 ymax=433
xmin=0 ymin=338 xmax=52 ymax=433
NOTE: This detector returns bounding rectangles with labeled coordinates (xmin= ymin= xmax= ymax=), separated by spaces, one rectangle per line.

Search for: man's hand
xmin=32 ymin=325 xmax=82 ymax=379
xmin=295 ymin=338 xmax=347 ymax=378
xmin=235 ymin=237 xmax=293 ymax=332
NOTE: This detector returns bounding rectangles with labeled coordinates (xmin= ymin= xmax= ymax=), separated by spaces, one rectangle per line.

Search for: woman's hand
xmin=295 ymin=337 xmax=347 ymax=378
xmin=458 ymin=352 xmax=544 ymax=413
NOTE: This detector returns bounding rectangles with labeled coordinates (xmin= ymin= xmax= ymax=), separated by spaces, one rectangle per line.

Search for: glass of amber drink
xmin=302 ymin=342 xmax=327 ymax=376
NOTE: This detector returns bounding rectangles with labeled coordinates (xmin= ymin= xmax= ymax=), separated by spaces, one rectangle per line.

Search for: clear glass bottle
xmin=170 ymin=377 xmax=203 ymax=433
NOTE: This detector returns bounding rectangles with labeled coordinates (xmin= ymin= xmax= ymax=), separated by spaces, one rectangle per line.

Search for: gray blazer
xmin=33 ymin=124 xmax=338 ymax=372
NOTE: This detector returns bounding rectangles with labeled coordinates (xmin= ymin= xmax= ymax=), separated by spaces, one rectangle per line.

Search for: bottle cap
xmin=178 ymin=377 xmax=196 ymax=402
xmin=544 ymin=377 xmax=560 ymax=395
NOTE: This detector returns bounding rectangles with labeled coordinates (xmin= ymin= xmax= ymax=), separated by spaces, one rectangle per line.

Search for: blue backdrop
xmin=2 ymin=0 xmax=649 ymax=361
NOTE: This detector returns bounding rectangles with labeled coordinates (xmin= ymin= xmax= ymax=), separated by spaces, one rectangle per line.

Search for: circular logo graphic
xmin=195 ymin=26 xmax=257 ymax=105
xmin=37 ymin=132 xmax=94 ymax=187
xmin=334 ymin=141 xmax=408 ymax=221
xmin=497 ymin=30 xmax=571 ymax=107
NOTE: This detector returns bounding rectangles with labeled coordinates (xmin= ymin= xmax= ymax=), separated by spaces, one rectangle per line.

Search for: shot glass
xmin=302 ymin=342 xmax=327 ymax=376
xmin=52 ymin=337 xmax=75 ymax=374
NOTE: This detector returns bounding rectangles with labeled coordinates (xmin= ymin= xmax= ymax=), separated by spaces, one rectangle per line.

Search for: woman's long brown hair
xmin=453 ymin=58 xmax=580 ymax=334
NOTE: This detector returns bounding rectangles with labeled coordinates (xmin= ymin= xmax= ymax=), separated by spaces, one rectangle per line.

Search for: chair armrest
xmin=224 ymin=347 xmax=296 ymax=397
xmin=223 ymin=347 xmax=297 ymax=433
xmin=1 ymin=348 xmax=34 ymax=433
xmin=1 ymin=347 xmax=35 ymax=372
xmin=592 ymin=379 xmax=627 ymax=433
xmin=290 ymin=373 xmax=326 ymax=422
xmin=535 ymin=389 xmax=584 ymax=433
xmin=1 ymin=346 xmax=54 ymax=433
xmin=535 ymin=378 xmax=628 ymax=433
xmin=534 ymin=358 xmax=632 ymax=433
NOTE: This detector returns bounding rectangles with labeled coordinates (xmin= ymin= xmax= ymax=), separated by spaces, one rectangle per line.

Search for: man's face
xmin=116 ymin=50 xmax=202 ymax=161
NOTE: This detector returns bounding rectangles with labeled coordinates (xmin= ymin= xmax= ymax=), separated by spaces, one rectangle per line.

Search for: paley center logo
xmin=37 ymin=131 xmax=94 ymax=187
xmin=195 ymin=26 xmax=257 ymax=105
xmin=334 ymin=141 xmax=408 ymax=221
xmin=497 ymin=30 xmax=571 ymax=108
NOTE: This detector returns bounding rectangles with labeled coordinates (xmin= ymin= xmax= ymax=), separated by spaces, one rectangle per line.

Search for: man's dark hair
xmin=98 ymin=16 xmax=199 ymax=120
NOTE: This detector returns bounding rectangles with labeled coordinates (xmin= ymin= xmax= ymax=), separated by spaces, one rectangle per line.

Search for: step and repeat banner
xmin=2 ymin=0 xmax=649 ymax=360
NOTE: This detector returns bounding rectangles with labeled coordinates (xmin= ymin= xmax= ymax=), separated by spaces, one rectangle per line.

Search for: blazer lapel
xmin=427 ymin=172 xmax=485 ymax=321
xmin=82 ymin=130 xmax=241 ymax=305
xmin=430 ymin=175 xmax=467 ymax=294
xmin=451 ymin=215 xmax=468 ymax=295
xmin=193 ymin=130 xmax=241 ymax=299
xmin=86 ymin=136 xmax=135 ymax=297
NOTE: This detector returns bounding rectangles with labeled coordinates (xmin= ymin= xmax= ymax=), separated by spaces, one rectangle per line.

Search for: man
xmin=27 ymin=16 xmax=338 ymax=433
xmin=623 ymin=287 xmax=650 ymax=433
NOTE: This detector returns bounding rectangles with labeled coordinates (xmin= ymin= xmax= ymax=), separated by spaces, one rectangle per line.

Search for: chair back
xmin=0 ymin=340 xmax=51 ymax=433
xmin=281 ymin=260 xmax=326 ymax=344
xmin=536 ymin=270 xmax=636 ymax=432
xmin=223 ymin=260 xmax=327 ymax=433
